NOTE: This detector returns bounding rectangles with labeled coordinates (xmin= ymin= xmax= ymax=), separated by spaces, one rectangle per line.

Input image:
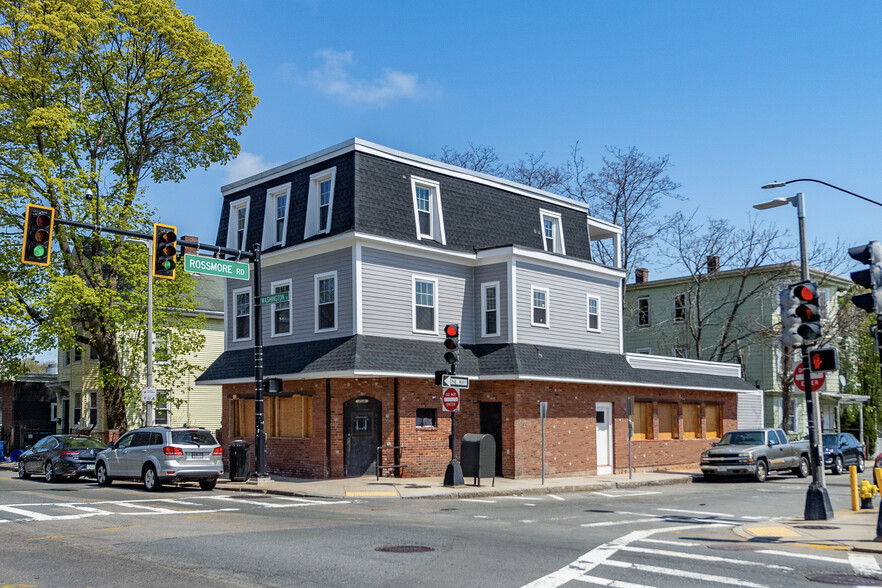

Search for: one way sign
xmin=441 ymin=374 xmax=469 ymax=389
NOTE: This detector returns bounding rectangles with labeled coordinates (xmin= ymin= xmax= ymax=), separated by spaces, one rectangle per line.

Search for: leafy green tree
xmin=0 ymin=0 xmax=258 ymax=431
xmin=840 ymin=303 xmax=881 ymax=454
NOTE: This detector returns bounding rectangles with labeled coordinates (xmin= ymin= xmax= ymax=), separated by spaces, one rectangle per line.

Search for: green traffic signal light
xmin=22 ymin=204 xmax=55 ymax=266
xmin=152 ymin=223 xmax=177 ymax=279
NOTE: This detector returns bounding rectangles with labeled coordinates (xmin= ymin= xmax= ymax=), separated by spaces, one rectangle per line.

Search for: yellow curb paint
xmin=744 ymin=526 xmax=800 ymax=537
xmin=808 ymin=544 xmax=850 ymax=550
xmin=345 ymin=491 xmax=398 ymax=497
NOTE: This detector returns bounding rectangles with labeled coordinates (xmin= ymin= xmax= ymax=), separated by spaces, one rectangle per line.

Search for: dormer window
xmin=304 ymin=168 xmax=336 ymax=239
xmin=262 ymin=183 xmax=291 ymax=248
xmin=539 ymin=210 xmax=565 ymax=254
xmin=227 ymin=196 xmax=250 ymax=252
xmin=410 ymin=176 xmax=446 ymax=244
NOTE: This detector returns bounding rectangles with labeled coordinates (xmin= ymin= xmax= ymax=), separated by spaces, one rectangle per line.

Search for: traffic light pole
xmin=802 ymin=345 xmax=833 ymax=520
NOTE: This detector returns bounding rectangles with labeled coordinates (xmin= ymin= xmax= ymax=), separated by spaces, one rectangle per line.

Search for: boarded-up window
xmin=230 ymin=397 xmax=255 ymax=438
xmin=632 ymin=401 xmax=653 ymax=440
xmin=267 ymin=396 xmax=312 ymax=438
xmin=683 ymin=403 xmax=701 ymax=439
xmin=658 ymin=402 xmax=679 ymax=440
xmin=705 ymin=404 xmax=722 ymax=439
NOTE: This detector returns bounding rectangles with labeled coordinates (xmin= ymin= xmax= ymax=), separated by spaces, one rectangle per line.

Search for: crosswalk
xmin=0 ymin=494 xmax=350 ymax=523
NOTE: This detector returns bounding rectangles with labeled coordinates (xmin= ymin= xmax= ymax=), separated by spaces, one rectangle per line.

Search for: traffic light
xmin=443 ymin=324 xmax=459 ymax=368
xmin=848 ymin=241 xmax=882 ymax=314
xmin=152 ymin=223 xmax=177 ymax=279
xmin=779 ymin=286 xmax=803 ymax=347
xmin=793 ymin=281 xmax=822 ymax=342
xmin=21 ymin=204 xmax=55 ymax=266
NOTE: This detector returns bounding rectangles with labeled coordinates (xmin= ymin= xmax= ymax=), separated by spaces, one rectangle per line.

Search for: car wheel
xmin=44 ymin=461 xmax=56 ymax=483
xmin=199 ymin=478 xmax=217 ymax=491
xmin=96 ymin=462 xmax=112 ymax=487
xmin=792 ymin=456 xmax=810 ymax=478
xmin=754 ymin=460 xmax=768 ymax=483
xmin=143 ymin=465 xmax=162 ymax=492
xmin=18 ymin=460 xmax=30 ymax=479
xmin=831 ymin=456 xmax=844 ymax=475
xmin=857 ymin=458 xmax=866 ymax=473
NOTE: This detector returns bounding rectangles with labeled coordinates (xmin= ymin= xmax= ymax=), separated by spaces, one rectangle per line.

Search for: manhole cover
xmin=807 ymin=574 xmax=882 ymax=585
xmin=707 ymin=544 xmax=762 ymax=551
xmin=375 ymin=545 xmax=435 ymax=554
xmin=794 ymin=525 xmax=840 ymax=530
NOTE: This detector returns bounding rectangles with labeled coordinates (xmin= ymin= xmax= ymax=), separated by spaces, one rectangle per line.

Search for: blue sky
xmin=153 ymin=1 xmax=882 ymax=278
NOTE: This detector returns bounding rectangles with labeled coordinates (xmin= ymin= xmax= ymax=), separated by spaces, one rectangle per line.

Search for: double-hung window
xmin=587 ymin=295 xmax=600 ymax=332
xmin=673 ymin=292 xmax=687 ymax=323
xmin=263 ymin=184 xmax=290 ymax=248
xmin=233 ymin=287 xmax=252 ymax=341
xmin=539 ymin=210 xmax=565 ymax=254
xmin=271 ymin=279 xmax=291 ymax=337
xmin=410 ymin=177 xmax=446 ymax=244
xmin=305 ymin=169 xmax=336 ymax=238
xmin=531 ymin=287 xmax=549 ymax=327
xmin=637 ymin=296 xmax=650 ymax=327
xmin=315 ymin=271 xmax=337 ymax=332
xmin=413 ymin=277 xmax=437 ymax=333
xmin=482 ymin=282 xmax=500 ymax=337
xmin=228 ymin=197 xmax=250 ymax=251
xmin=88 ymin=391 xmax=98 ymax=426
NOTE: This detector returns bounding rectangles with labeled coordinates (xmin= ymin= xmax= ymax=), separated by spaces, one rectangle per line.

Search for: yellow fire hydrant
xmin=860 ymin=479 xmax=878 ymax=510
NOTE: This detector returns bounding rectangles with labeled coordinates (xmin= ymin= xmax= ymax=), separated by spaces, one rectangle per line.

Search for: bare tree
xmin=505 ymin=152 xmax=568 ymax=192
xmin=435 ymin=143 xmax=505 ymax=176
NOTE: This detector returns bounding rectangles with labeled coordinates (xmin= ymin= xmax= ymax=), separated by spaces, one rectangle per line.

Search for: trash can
xmin=229 ymin=440 xmax=250 ymax=482
xmin=0 ymin=441 xmax=6 ymax=462
xmin=9 ymin=449 xmax=23 ymax=463
xmin=460 ymin=433 xmax=496 ymax=487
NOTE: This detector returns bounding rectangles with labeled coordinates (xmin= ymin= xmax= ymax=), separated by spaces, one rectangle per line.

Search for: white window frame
xmin=412 ymin=275 xmax=438 ymax=334
xmin=270 ymin=279 xmax=292 ymax=337
xmin=587 ymin=295 xmax=601 ymax=332
xmin=154 ymin=395 xmax=169 ymax=426
xmin=672 ymin=344 xmax=689 ymax=359
xmin=635 ymin=347 xmax=652 ymax=355
xmin=531 ymin=286 xmax=550 ymax=328
xmin=233 ymin=286 xmax=253 ymax=342
xmin=314 ymin=271 xmax=338 ymax=333
xmin=153 ymin=333 xmax=170 ymax=365
xmin=637 ymin=296 xmax=651 ymax=327
xmin=87 ymin=390 xmax=98 ymax=426
xmin=539 ymin=209 xmax=566 ymax=255
xmin=482 ymin=281 xmax=500 ymax=338
xmin=304 ymin=168 xmax=336 ymax=239
xmin=89 ymin=344 xmax=99 ymax=362
xmin=262 ymin=183 xmax=291 ymax=248
xmin=410 ymin=176 xmax=446 ymax=244
xmin=227 ymin=196 xmax=251 ymax=252
xmin=673 ymin=292 xmax=687 ymax=323
xmin=73 ymin=347 xmax=82 ymax=363
xmin=50 ymin=402 xmax=58 ymax=422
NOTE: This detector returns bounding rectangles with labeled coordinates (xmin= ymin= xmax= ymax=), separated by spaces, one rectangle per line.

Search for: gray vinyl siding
xmin=225 ymin=247 xmax=353 ymax=350
xmin=474 ymin=263 xmax=509 ymax=342
xmin=360 ymin=247 xmax=475 ymax=343
xmin=515 ymin=261 xmax=620 ymax=351
xmin=737 ymin=390 xmax=764 ymax=429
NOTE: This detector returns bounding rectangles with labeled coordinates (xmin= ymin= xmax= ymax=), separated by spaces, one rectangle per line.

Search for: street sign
xmin=808 ymin=348 xmax=839 ymax=372
xmin=794 ymin=363 xmax=826 ymax=392
xmin=183 ymin=254 xmax=250 ymax=280
xmin=441 ymin=388 xmax=461 ymax=412
xmin=441 ymin=374 xmax=469 ymax=389
xmin=259 ymin=292 xmax=290 ymax=305
xmin=141 ymin=386 xmax=157 ymax=402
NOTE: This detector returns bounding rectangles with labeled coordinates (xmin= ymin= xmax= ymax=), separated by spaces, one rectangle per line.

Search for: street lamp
xmin=753 ymin=189 xmax=832 ymax=520
xmin=763 ymin=178 xmax=882 ymax=208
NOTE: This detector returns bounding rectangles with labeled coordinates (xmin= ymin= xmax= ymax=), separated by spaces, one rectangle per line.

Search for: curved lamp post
xmin=762 ymin=178 xmax=882 ymax=208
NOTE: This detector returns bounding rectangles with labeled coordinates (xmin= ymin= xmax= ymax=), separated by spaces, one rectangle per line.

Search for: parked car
xmin=822 ymin=432 xmax=865 ymax=475
xmin=17 ymin=435 xmax=107 ymax=482
xmin=95 ymin=427 xmax=223 ymax=491
xmin=700 ymin=428 xmax=811 ymax=482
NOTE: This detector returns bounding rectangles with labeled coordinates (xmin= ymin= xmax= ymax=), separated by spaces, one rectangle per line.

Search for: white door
xmin=596 ymin=402 xmax=613 ymax=475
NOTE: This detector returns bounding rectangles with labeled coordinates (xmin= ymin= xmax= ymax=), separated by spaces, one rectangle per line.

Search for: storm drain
xmin=806 ymin=574 xmax=882 ymax=586
xmin=375 ymin=545 xmax=435 ymax=554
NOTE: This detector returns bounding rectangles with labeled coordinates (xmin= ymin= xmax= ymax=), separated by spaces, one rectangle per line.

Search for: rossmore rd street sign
xmin=183 ymin=254 xmax=250 ymax=280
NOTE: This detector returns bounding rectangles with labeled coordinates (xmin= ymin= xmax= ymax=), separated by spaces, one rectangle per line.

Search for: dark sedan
xmin=822 ymin=432 xmax=865 ymax=475
xmin=17 ymin=435 xmax=107 ymax=482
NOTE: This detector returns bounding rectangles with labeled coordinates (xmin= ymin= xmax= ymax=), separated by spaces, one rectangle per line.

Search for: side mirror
xmin=24 ymin=445 xmax=32 ymax=451
xmin=107 ymin=441 xmax=116 ymax=450
xmin=711 ymin=442 xmax=718 ymax=447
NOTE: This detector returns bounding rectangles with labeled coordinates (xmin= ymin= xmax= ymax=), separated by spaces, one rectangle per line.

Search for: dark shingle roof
xmin=197 ymin=335 xmax=756 ymax=393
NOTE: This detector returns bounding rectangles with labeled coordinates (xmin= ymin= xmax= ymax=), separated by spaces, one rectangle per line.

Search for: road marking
xmin=600 ymin=558 xmax=769 ymax=587
xmin=618 ymin=546 xmax=793 ymax=570
xmin=547 ymin=495 xmax=565 ymax=501
xmin=500 ymin=496 xmax=541 ymax=501
xmin=461 ymin=499 xmax=497 ymax=503
xmin=656 ymin=507 xmax=735 ymax=517
xmin=581 ymin=518 xmax=659 ymax=528
xmin=577 ymin=574 xmax=652 ymax=587
xmin=639 ymin=538 xmax=701 ymax=546
xmin=206 ymin=495 xmax=351 ymax=508
xmin=849 ymin=552 xmax=882 ymax=576
xmin=592 ymin=491 xmax=661 ymax=498
xmin=757 ymin=549 xmax=852 ymax=565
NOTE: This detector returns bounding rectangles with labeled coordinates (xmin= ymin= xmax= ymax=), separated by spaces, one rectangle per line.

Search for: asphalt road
xmin=0 ymin=468 xmax=879 ymax=587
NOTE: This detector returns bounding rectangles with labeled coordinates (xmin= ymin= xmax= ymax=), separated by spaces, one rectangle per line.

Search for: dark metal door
xmin=479 ymin=402 xmax=503 ymax=475
xmin=343 ymin=397 xmax=381 ymax=477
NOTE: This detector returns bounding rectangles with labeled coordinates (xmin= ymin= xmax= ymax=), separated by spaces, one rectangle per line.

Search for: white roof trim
xmin=626 ymin=353 xmax=743 ymax=379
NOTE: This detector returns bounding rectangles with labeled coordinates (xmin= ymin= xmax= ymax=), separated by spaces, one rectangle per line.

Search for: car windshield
xmin=822 ymin=434 xmax=839 ymax=447
xmin=718 ymin=431 xmax=764 ymax=446
xmin=171 ymin=430 xmax=217 ymax=446
xmin=62 ymin=437 xmax=107 ymax=449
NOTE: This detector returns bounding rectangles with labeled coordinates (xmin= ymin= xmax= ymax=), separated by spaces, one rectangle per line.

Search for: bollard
xmin=850 ymin=465 xmax=860 ymax=511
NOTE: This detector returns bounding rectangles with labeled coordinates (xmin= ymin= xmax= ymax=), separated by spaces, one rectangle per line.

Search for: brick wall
xmin=219 ymin=376 xmax=738 ymax=479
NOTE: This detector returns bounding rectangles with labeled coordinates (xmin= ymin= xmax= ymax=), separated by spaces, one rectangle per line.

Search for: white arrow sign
xmin=441 ymin=374 xmax=469 ymax=389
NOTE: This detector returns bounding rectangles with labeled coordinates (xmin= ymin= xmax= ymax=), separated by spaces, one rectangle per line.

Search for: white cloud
xmin=299 ymin=49 xmax=437 ymax=107
xmin=221 ymin=152 xmax=280 ymax=184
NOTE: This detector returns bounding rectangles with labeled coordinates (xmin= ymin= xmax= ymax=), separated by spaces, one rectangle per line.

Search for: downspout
xmin=394 ymin=378 xmax=400 ymax=476
xmin=325 ymin=378 xmax=331 ymax=478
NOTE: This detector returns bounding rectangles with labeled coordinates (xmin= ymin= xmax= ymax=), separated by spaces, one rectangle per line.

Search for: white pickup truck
xmin=700 ymin=428 xmax=811 ymax=482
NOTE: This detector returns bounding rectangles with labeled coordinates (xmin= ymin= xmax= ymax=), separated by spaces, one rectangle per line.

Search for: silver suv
xmin=95 ymin=427 xmax=223 ymax=491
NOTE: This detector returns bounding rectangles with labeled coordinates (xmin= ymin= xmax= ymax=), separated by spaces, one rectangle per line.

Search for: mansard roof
xmin=196 ymin=335 xmax=756 ymax=394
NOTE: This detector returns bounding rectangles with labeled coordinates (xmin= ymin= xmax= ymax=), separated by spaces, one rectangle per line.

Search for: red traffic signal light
xmin=22 ymin=204 xmax=55 ymax=266
xmin=444 ymin=324 xmax=459 ymax=338
xmin=792 ymin=282 xmax=821 ymax=341
xmin=443 ymin=324 xmax=460 ymax=366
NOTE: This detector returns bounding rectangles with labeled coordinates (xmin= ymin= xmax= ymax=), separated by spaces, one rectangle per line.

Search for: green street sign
xmin=259 ymin=292 xmax=290 ymax=305
xmin=183 ymin=254 xmax=250 ymax=280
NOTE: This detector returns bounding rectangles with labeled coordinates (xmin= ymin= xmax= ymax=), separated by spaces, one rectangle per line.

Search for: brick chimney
xmin=180 ymin=235 xmax=198 ymax=256
xmin=635 ymin=268 xmax=649 ymax=284
xmin=707 ymin=255 xmax=720 ymax=273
